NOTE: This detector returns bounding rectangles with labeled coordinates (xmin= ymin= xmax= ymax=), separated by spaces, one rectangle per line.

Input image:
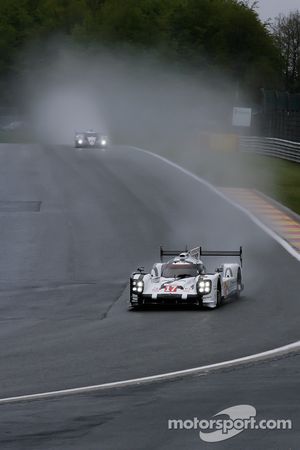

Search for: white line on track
xmin=1 ymin=146 xmax=298 ymax=406
xmin=0 ymin=341 xmax=299 ymax=405
xmin=131 ymin=146 xmax=300 ymax=262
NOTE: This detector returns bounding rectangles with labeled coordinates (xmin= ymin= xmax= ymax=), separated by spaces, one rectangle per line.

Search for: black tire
xmin=129 ymin=298 xmax=143 ymax=310
xmin=236 ymin=270 xmax=242 ymax=299
xmin=130 ymin=305 xmax=141 ymax=311
xmin=216 ymin=289 xmax=222 ymax=307
xmin=196 ymin=296 xmax=203 ymax=308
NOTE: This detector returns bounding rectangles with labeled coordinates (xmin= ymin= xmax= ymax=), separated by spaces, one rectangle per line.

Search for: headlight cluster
xmin=78 ymin=139 xmax=83 ymax=145
xmin=101 ymin=139 xmax=107 ymax=146
xmin=132 ymin=279 xmax=144 ymax=294
xmin=198 ymin=279 xmax=212 ymax=294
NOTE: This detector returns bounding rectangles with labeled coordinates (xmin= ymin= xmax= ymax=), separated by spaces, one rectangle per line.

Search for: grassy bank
xmin=261 ymin=157 xmax=300 ymax=215
xmin=154 ymin=144 xmax=300 ymax=216
xmin=0 ymin=130 xmax=34 ymax=143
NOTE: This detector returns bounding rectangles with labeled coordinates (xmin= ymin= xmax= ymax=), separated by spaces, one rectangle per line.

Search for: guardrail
xmin=239 ymin=136 xmax=300 ymax=163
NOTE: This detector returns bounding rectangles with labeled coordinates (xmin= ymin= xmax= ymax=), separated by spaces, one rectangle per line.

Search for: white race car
xmin=130 ymin=246 xmax=243 ymax=309
xmin=75 ymin=130 xmax=108 ymax=148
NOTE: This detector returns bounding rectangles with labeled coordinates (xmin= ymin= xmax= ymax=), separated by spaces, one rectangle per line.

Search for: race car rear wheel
xmin=236 ymin=269 xmax=242 ymax=299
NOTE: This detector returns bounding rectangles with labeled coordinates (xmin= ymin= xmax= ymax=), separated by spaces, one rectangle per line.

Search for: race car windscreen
xmin=162 ymin=263 xmax=199 ymax=278
xmin=85 ymin=132 xmax=99 ymax=138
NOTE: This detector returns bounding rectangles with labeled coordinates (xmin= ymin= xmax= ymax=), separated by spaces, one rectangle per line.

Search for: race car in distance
xmin=74 ymin=130 xmax=108 ymax=148
xmin=130 ymin=246 xmax=243 ymax=309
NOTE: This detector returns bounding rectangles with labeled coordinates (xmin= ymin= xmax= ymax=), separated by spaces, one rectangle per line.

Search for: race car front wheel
xmin=130 ymin=304 xmax=142 ymax=311
xmin=216 ymin=289 xmax=222 ymax=307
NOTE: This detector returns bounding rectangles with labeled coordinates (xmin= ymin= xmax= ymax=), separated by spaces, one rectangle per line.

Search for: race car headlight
xmin=132 ymin=279 xmax=144 ymax=294
xmin=197 ymin=280 xmax=212 ymax=294
xmin=101 ymin=139 xmax=107 ymax=146
xmin=78 ymin=139 xmax=83 ymax=145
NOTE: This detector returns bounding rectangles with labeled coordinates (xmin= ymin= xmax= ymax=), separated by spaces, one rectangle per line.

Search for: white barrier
xmin=240 ymin=136 xmax=300 ymax=163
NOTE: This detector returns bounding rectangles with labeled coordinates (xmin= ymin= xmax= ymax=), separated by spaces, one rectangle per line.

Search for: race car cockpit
xmin=161 ymin=262 xmax=205 ymax=278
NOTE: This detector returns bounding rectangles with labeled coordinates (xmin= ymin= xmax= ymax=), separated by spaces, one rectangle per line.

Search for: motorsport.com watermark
xmin=168 ymin=405 xmax=292 ymax=443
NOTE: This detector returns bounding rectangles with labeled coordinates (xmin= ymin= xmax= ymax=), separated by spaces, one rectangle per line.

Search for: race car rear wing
xmin=160 ymin=246 xmax=243 ymax=266
xmin=200 ymin=247 xmax=243 ymax=267
xmin=160 ymin=246 xmax=188 ymax=262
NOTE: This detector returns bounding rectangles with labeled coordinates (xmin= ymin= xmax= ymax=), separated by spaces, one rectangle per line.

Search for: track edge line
xmin=127 ymin=146 xmax=300 ymax=262
xmin=0 ymin=341 xmax=299 ymax=405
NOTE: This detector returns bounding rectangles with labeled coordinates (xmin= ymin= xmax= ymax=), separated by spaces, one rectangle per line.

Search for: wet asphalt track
xmin=0 ymin=143 xmax=298 ymax=449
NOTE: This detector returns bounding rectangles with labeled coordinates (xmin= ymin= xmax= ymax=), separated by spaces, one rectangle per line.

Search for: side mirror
xmin=137 ymin=266 xmax=145 ymax=273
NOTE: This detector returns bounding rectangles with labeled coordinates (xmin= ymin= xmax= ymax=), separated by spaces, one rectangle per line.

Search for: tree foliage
xmin=271 ymin=10 xmax=300 ymax=92
xmin=0 ymin=0 xmax=283 ymax=91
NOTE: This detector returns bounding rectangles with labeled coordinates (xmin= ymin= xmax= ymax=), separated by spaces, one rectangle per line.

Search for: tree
xmin=166 ymin=0 xmax=279 ymax=90
xmin=0 ymin=0 xmax=36 ymax=73
xmin=85 ymin=0 xmax=171 ymax=47
xmin=0 ymin=0 xmax=283 ymax=99
xmin=271 ymin=10 xmax=300 ymax=91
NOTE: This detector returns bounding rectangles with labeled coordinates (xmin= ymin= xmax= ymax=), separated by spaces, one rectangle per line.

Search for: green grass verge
xmin=264 ymin=157 xmax=300 ymax=215
xmin=153 ymin=145 xmax=300 ymax=216
xmin=0 ymin=129 xmax=34 ymax=143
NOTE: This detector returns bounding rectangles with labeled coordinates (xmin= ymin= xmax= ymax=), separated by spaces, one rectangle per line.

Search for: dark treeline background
xmin=0 ymin=0 xmax=299 ymax=105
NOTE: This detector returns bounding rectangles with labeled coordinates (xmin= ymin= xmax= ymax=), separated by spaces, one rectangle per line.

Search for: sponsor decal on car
xmin=164 ymin=285 xmax=178 ymax=293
